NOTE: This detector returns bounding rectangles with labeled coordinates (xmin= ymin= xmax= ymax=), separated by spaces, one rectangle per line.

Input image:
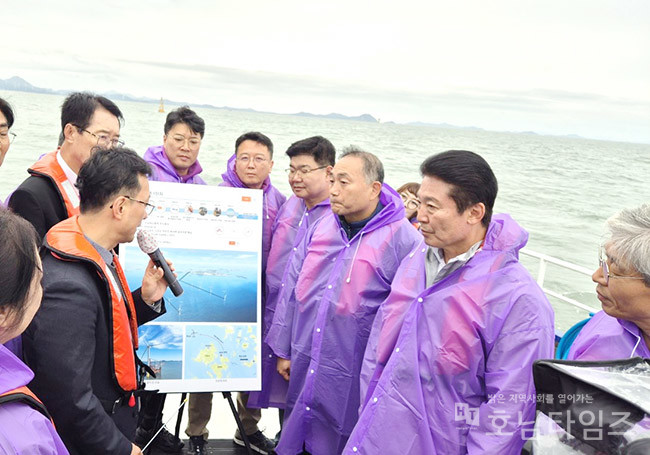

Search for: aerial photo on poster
xmin=125 ymin=248 xmax=258 ymax=322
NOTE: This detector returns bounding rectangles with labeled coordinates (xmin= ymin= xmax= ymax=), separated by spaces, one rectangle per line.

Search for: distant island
xmin=0 ymin=76 xmax=383 ymax=124
xmin=0 ymin=76 xmax=584 ymax=139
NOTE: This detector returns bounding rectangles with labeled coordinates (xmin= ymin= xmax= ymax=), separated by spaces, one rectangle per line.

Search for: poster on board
xmin=120 ymin=181 xmax=263 ymax=393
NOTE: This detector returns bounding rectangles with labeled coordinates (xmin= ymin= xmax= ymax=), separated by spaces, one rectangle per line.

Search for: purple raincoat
xmin=344 ymin=214 xmax=555 ymax=455
xmin=269 ymin=185 xmax=422 ymax=455
xmin=567 ymin=310 xmax=650 ymax=360
xmin=249 ymin=196 xmax=331 ymax=409
xmin=143 ymin=145 xmax=206 ymax=184
xmin=220 ymin=153 xmax=286 ymax=272
xmin=0 ymin=344 xmax=69 ymax=454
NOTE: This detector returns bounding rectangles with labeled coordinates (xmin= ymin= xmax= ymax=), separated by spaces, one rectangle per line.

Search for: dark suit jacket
xmin=8 ymin=174 xmax=68 ymax=241
xmin=23 ymin=250 xmax=165 ymax=455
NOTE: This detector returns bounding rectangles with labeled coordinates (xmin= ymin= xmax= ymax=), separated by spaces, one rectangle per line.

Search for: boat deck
xmin=148 ymin=439 xmax=253 ymax=455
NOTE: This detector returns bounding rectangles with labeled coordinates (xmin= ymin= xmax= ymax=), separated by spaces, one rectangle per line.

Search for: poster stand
xmin=173 ymin=392 xmax=253 ymax=455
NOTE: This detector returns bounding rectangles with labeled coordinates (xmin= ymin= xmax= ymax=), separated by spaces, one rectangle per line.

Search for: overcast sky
xmin=3 ymin=0 xmax=649 ymax=143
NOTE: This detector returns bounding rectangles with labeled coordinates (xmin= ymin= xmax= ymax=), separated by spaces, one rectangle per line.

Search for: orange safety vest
xmin=45 ymin=216 xmax=139 ymax=393
xmin=0 ymin=385 xmax=54 ymax=425
xmin=28 ymin=150 xmax=80 ymax=218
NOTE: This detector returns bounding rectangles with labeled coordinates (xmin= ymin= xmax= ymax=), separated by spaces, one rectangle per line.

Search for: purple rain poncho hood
xmin=248 ymin=196 xmax=331 ymax=410
xmin=143 ymin=145 xmax=206 ymax=184
xmin=0 ymin=344 xmax=69 ymax=454
xmin=268 ymin=184 xmax=422 ymax=455
xmin=567 ymin=310 xmax=650 ymax=361
xmin=219 ymin=153 xmax=287 ymax=272
xmin=344 ymin=213 xmax=555 ymax=455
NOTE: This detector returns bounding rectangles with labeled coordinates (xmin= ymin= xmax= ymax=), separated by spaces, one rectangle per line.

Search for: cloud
xmin=139 ymin=325 xmax=183 ymax=350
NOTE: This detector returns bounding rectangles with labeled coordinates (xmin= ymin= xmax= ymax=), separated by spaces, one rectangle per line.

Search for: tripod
xmin=173 ymin=392 xmax=253 ymax=455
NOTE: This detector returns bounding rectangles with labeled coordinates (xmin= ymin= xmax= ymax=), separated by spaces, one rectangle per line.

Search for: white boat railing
xmin=520 ymin=249 xmax=600 ymax=314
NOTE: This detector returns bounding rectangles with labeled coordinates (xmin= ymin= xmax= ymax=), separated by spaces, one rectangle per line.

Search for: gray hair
xmin=606 ymin=203 xmax=650 ymax=286
xmin=339 ymin=146 xmax=384 ymax=184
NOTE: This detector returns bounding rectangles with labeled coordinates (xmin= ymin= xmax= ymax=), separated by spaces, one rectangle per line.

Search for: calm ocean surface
xmin=2 ymin=89 xmax=649 ymax=333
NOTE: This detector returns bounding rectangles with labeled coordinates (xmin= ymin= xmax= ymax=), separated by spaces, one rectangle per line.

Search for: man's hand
xmin=277 ymin=357 xmax=291 ymax=381
xmin=131 ymin=443 xmax=143 ymax=455
xmin=141 ymin=259 xmax=175 ymax=304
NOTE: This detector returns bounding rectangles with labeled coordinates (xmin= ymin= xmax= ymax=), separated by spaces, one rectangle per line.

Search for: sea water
xmin=2 ymin=89 xmax=649 ymax=333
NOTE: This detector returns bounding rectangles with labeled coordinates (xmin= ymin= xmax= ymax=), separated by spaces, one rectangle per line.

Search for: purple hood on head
xmin=220 ymin=153 xmax=273 ymax=191
xmin=144 ymin=145 xmax=206 ymax=184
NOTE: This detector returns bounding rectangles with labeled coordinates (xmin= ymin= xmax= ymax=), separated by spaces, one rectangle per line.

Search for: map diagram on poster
xmin=120 ymin=181 xmax=263 ymax=393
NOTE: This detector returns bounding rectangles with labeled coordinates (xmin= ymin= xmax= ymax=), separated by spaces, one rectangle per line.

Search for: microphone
xmin=137 ymin=229 xmax=183 ymax=297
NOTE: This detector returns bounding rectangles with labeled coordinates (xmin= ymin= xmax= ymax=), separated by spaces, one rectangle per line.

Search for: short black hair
xmin=61 ymin=92 xmax=123 ymax=135
xmin=235 ymin=132 xmax=274 ymax=158
xmin=420 ymin=150 xmax=498 ymax=227
xmin=164 ymin=106 xmax=205 ymax=138
xmin=0 ymin=208 xmax=40 ymax=325
xmin=286 ymin=136 xmax=335 ymax=166
xmin=0 ymin=97 xmax=14 ymax=128
xmin=76 ymin=147 xmax=151 ymax=213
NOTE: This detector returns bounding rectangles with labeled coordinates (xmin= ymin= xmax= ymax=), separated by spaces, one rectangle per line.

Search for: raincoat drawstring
xmin=346 ymin=231 xmax=364 ymax=283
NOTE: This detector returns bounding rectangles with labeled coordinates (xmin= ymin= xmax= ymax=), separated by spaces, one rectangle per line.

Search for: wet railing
xmin=520 ymin=249 xmax=600 ymax=314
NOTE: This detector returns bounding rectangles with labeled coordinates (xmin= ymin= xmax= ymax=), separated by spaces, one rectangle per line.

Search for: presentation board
xmin=121 ymin=181 xmax=263 ymax=393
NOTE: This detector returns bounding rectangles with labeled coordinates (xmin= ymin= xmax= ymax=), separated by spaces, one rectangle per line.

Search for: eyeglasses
xmin=598 ymin=246 xmax=644 ymax=285
xmin=0 ymin=130 xmax=16 ymax=144
xmin=170 ymin=135 xmax=201 ymax=150
xmin=285 ymin=165 xmax=328 ymax=176
xmin=74 ymin=124 xmax=124 ymax=148
xmin=237 ymin=155 xmax=268 ymax=165
xmin=111 ymin=195 xmax=156 ymax=215
xmin=400 ymin=193 xmax=420 ymax=210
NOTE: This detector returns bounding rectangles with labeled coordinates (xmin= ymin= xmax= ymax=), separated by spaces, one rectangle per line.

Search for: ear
xmin=110 ymin=196 xmax=127 ymax=220
xmin=268 ymin=159 xmax=274 ymax=172
xmin=0 ymin=304 xmax=13 ymax=330
xmin=467 ymin=202 xmax=486 ymax=225
xmin=370 ymin=181 xmax=382 ymax=199
xmin=63 ymin=123 xmax=78 ymax=143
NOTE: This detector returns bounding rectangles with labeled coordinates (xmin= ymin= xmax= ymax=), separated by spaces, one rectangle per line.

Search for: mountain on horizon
xmin=0 ymin=76 xmax=62 ymax=94
xmin=0 ymin=76 xmax=380 ymax=124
